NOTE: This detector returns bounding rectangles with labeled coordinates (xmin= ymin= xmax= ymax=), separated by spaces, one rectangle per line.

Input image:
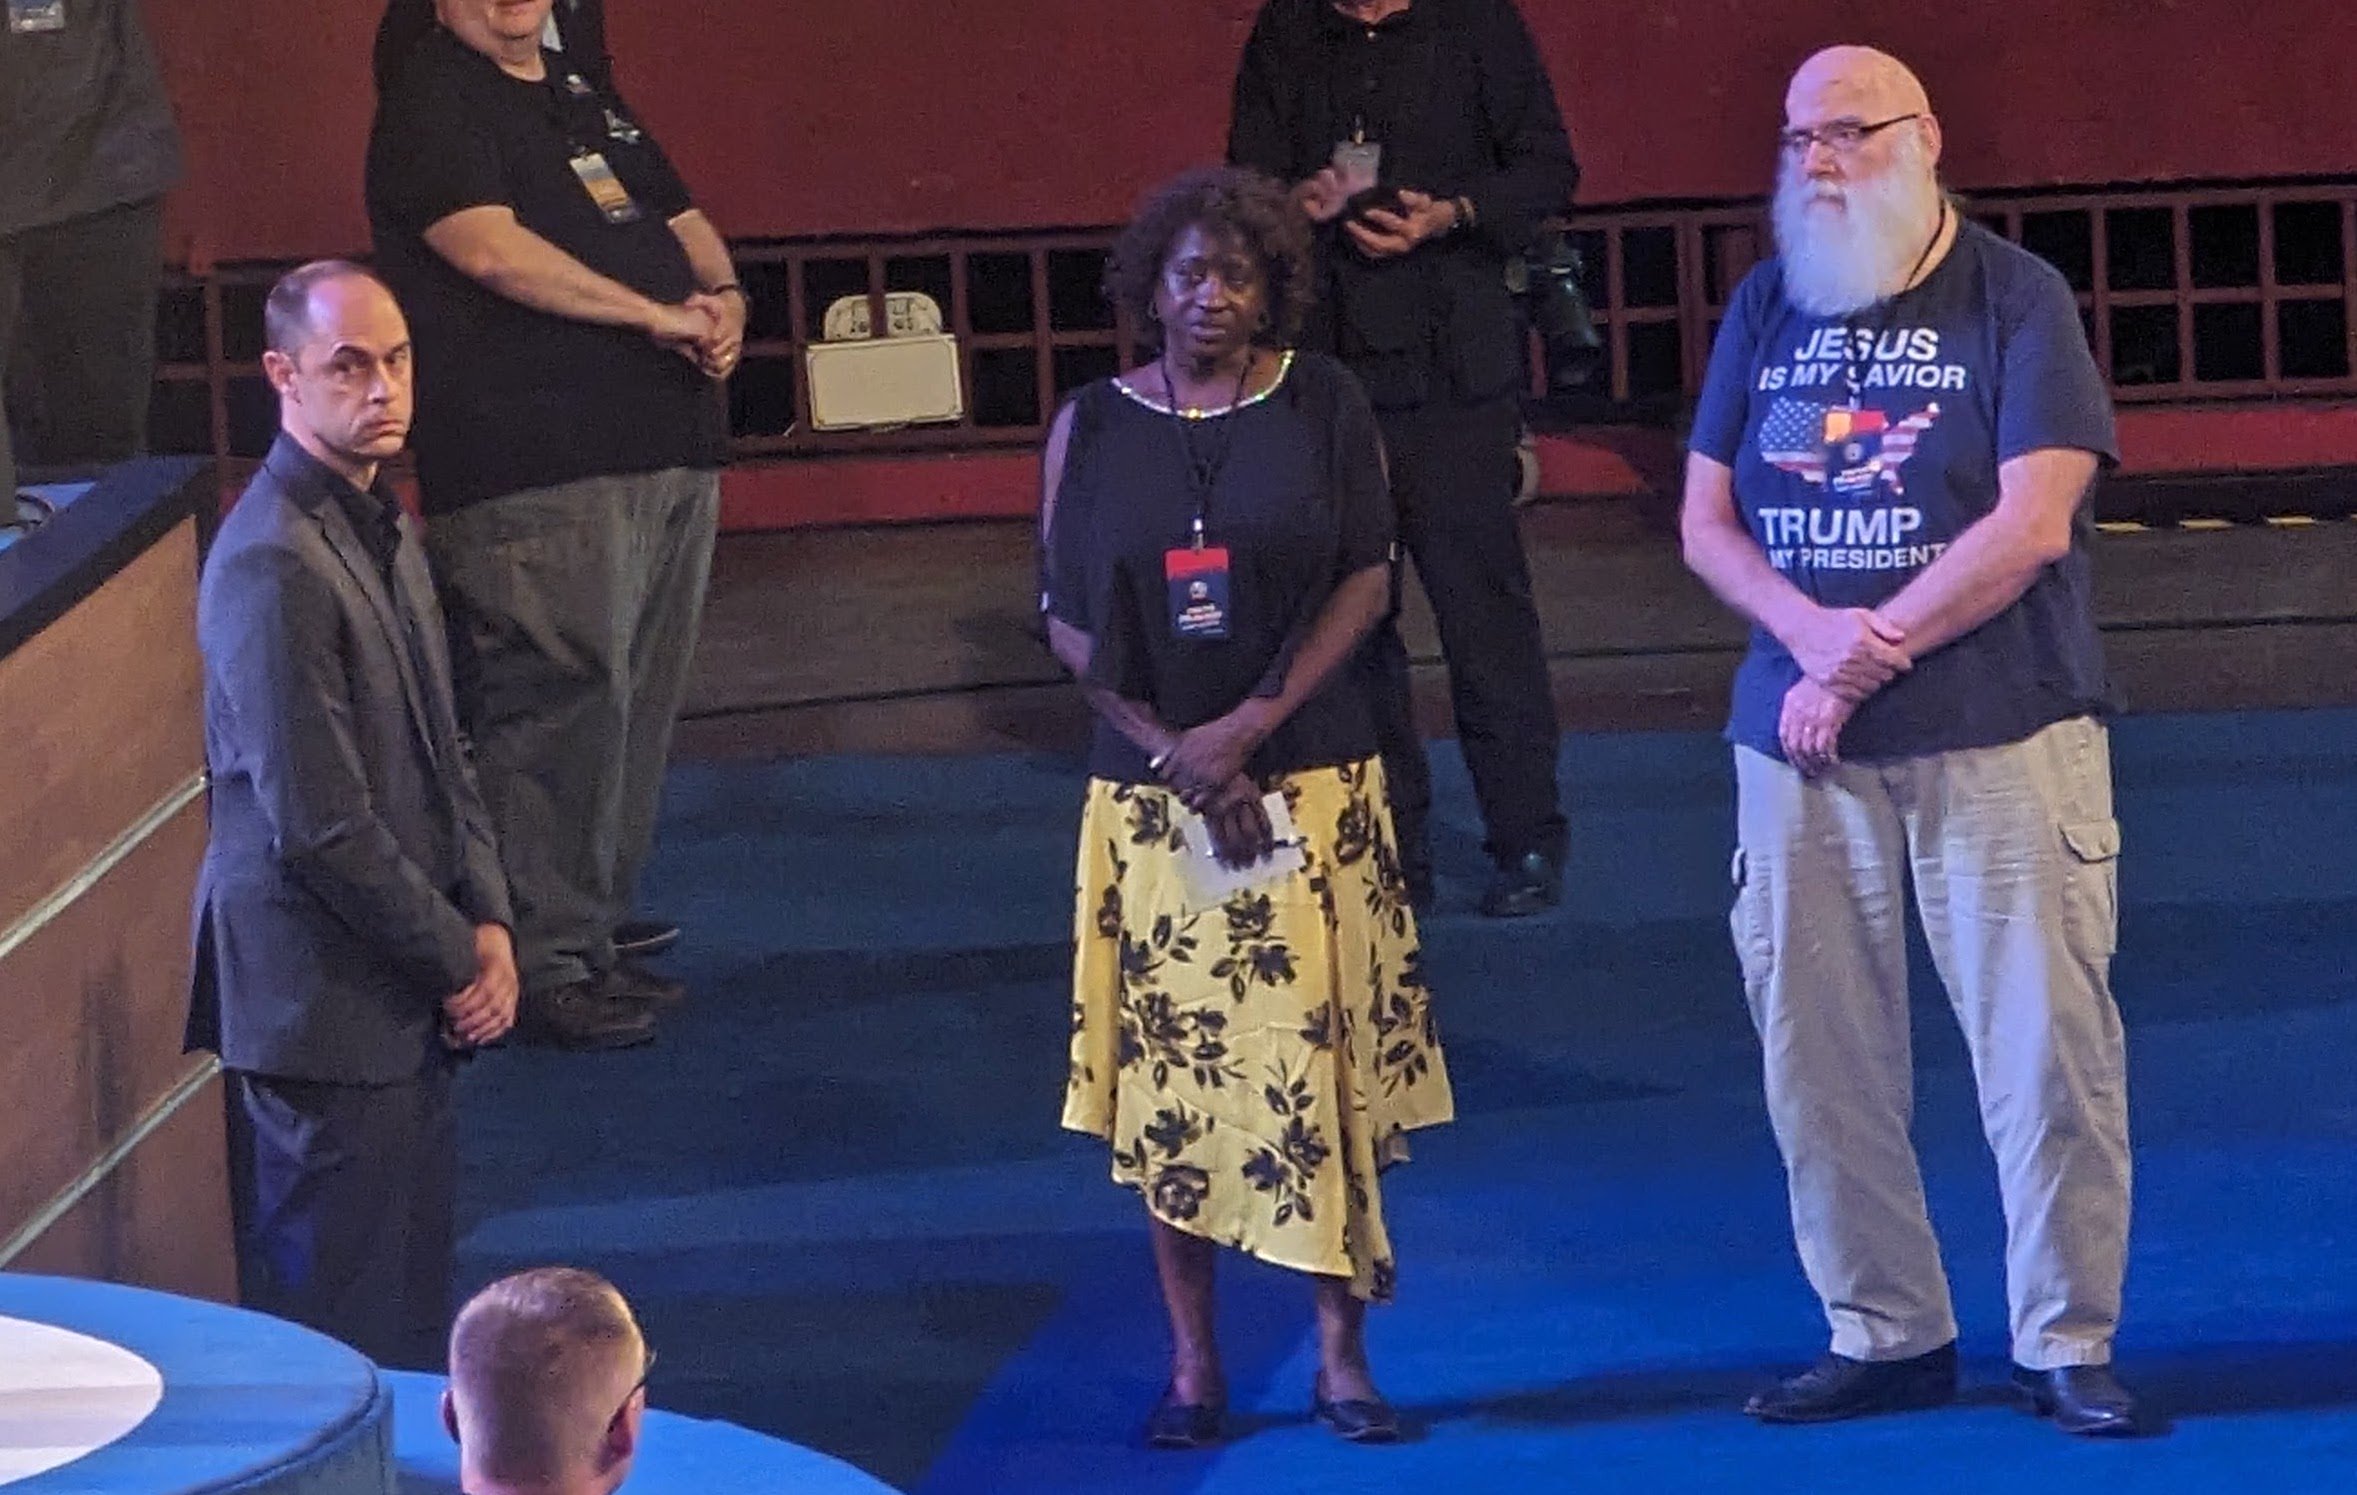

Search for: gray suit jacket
xmin=188 ymin=436 xmax=510 ymax=1084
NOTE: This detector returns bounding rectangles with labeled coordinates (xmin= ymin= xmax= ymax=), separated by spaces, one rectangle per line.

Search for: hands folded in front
xmin=1780 ymin=606 xmax=1909 ymax=776
xmin=441 ymin=922 xmax=519 ymax=1050
xmin=648 ymin=290 xmax=745 ymax=380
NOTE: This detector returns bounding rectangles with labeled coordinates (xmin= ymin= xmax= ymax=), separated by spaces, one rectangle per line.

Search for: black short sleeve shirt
xmin=1044 ymin=351 xmax=1395 ymax=782
xmin=365 ymin=26 xmax=723 ymax=513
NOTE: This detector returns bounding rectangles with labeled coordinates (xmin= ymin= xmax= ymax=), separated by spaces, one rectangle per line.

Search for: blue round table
xmin=380 ymin=1370 xmax=893 ymax=1493
xmin=0 ymin=1273 xmax=388 ymax=1494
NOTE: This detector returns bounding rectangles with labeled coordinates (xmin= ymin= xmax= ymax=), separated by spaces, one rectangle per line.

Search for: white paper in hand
xmin=1177 ymin=792 xmax=1307 ymax=909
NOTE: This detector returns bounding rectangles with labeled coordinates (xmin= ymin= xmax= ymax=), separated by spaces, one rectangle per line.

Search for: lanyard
xmin=1842 ymin=201 xmax=1949 ymax=405
xmin=1161 ymin=349 xmax=1254 ymax=548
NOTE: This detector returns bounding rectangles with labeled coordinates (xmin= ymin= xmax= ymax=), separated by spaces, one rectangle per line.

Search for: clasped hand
xmin=1778 ymin=677 xmax=1857 ymax=777
xmin=1777 ymin=606 xmax=1908 ymax=776
xmin=441 ymin=923 xmax=519 ymax=1050
xmin=1156 ymin=712 xmax=1277 ymax=868
xmin=650 ymin=290 xmax=745 ymax=379
xmin=1792 ymin=605 xmax=1909 ymax=700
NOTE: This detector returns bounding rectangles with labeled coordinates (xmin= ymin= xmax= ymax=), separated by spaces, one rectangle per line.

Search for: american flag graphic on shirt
xmin=1760 ymin=398 xmax=1942 ymax=495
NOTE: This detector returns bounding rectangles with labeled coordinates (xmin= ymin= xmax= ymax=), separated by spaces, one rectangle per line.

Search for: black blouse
xmin=1044 ymin=350 xmax=1394 ymax=783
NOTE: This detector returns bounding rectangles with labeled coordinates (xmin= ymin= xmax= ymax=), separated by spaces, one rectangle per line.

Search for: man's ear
xmin=598 ymin=1386 xmax=645 ymax=1472
xmin=262 ymin=349 xmax=299 ymax=399
xmin=441 ymin=1385 xmax=461 ymax=1444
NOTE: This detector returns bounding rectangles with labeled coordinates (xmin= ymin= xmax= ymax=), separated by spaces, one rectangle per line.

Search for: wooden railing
xmin=150 ymin=177 xmax=2357 ymax=466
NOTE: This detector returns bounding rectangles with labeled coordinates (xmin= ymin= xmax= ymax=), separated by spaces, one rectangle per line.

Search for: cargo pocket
xmin=1729 ymin=847 xmax=1775 ymax=1003
xmin=2059 ymin=818 xmax=2122 ymax=962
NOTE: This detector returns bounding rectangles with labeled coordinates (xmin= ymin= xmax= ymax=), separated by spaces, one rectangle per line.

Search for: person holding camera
xmin=1229 ymin=0 xmax=1578 ymax=917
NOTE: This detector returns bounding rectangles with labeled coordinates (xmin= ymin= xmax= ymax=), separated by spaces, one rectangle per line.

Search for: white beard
xmin=1773 ymin=142 xmax=1946 ymax=317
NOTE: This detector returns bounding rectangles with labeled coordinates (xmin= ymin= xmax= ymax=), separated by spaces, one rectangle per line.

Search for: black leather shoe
xmin=614 ymin=918 xmax=681 ymax=958
xmin=611 ymin=959 xmax=687 ymax=1013
xmin=1312 ymin=1373 xmax=1401 ymax=1443
xmin=2012 ymin=1363 xmax=2149 ymax=1437
xmin=1143 ymin=1388 xmax=1224 ymax=1449
xmin=1478 ymin=851 xmax=1561 ymax=918
xmin=1744 ymin=1342 xmax=1957 ymax=1423
xmin=515 ymin=977 xmax=657 ymax=1051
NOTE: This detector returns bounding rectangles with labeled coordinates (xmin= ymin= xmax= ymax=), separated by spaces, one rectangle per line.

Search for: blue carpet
xmin=453 ymin=709 xmax=2357 ymax=1492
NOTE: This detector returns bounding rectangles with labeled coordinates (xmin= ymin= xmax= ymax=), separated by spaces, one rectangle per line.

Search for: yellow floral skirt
xmin=1060 ymin=758 xmax=1453 ymax=1301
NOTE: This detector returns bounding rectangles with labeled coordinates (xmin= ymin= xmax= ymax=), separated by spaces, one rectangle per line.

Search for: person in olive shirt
xmin=1229 ymin=0 xmax=1576 ymax=917
xmin=1 ymin=0 xmax=181 ymax=501
xmin=367 ymin=0 xmax=742 ymax=1049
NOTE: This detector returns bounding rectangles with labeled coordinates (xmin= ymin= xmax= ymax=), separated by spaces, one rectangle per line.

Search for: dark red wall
xmin=153 ymin=1 xmax=2357 ymax=265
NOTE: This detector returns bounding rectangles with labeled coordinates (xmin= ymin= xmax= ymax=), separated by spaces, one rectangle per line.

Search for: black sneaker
xmin=1744 ymin=1342 xmax=1958 ymax=1424
xmin=614 ymin=918 xmax=681 ymax=958
xmin=515 ymin=976 xmax=657 ymax=1051
xmin=1478 ymin=850 xmax=1561 ymax=918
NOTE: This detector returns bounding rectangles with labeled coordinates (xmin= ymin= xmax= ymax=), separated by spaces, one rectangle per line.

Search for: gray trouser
xmin=1731 ymin=715 xmax=2131 ymax=1370
xmin=226 ymin=1062 xmax=456 ymax=1371
xmin=1 ymin=197 xmax=166 ymax=477
xmin=427 ymin=467 xmax=720 ymax=993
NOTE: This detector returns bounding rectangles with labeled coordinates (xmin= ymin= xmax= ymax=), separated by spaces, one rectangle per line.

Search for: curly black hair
xmin=1103 ymin=166 xmax=1315 ymax=346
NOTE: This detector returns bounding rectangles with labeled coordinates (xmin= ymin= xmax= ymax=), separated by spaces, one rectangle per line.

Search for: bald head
xmin=261 ymin=261 xmax=413 ymax=482
xmin=1787 ymin=45 xmax=1932 ymax=128
xmin=446 ymin=1268 xmax=647 ymax=1493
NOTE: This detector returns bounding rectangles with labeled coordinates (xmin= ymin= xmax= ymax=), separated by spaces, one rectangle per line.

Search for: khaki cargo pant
xmin=1732 ymin=714 xmax=2130 ymax=1370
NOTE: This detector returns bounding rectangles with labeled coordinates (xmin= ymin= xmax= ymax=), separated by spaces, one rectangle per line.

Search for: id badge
xmin=7 ymin=0 xmax=67 ymax=34
xmin=1165 ymin=546 xmax=1232 ymax=642
xmin=1331 ymin=139 xmax=1382 ymax=197
xmin=569 ymin=151 xmax=642 ymax=224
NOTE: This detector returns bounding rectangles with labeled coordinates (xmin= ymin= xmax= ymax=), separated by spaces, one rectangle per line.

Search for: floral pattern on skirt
xmin=1061 ymin=758 xmax=1453 ymax=1301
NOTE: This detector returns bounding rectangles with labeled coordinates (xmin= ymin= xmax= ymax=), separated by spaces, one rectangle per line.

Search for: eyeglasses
xmin=1778 ymin=113 xmax=1924 ymax=157
xmin=611 ymin=1346 xmax=657 ymax=1428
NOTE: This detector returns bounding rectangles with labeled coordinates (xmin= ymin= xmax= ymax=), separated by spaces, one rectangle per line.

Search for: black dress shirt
xmin=1229 ymin=0 xmax=1578 ymax=407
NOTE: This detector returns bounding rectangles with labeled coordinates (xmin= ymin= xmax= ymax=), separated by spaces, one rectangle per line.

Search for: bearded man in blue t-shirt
xmin=1682 ymin=46 xmax=2147 ymax=1438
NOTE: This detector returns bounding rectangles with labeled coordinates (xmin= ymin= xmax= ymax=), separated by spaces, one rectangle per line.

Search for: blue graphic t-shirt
xmin=1688 ymin=221 xmax=2121 ymax=761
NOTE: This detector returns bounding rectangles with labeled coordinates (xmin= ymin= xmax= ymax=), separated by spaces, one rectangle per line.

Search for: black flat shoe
xmin=1478 ymin=850 xmax=1561 ymax=918
xmin=1744 ymin=1342 xmax=1957 ymax=1424
xmin=1143 ymin=1389 xmax=1224 ymax=1450
xmin=1312 ymin=1374 xmax=1401 ymax=1443
xmin=2013 ymin=1363 xmax=2151 ymax=1437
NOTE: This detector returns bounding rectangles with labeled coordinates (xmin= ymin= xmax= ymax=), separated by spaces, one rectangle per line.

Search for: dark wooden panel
xmin=0 ymin=520 xmax=202 ymax=929
xmin=0 ymin=801 xmax=211 ymax=1241
xmin=7 ymin=1066 xmax=236 ymax=1304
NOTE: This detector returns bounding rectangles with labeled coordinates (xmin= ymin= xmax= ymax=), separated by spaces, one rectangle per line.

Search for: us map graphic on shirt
xmin=1750 ymin=323 xmax=1965 ymax=577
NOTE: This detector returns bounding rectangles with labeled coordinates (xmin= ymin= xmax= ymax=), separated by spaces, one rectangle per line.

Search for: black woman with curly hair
xmin=1043 ymin=166 xmax=1454 ymax=1449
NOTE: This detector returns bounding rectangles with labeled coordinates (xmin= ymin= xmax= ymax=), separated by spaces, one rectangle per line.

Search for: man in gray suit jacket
xmin=188 ymin=261 xmax=518 ymax=1367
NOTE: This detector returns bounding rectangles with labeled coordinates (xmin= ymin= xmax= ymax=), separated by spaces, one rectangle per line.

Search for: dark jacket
xmin=188 ymin=437 xmax=510 ymax=1084
xmin=1228 ymin=0 xmax=1577 ymax=408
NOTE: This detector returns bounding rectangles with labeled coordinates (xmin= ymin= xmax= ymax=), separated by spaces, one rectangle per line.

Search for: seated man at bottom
xmin=443 ymin=1267 xmax=651 ymax=1494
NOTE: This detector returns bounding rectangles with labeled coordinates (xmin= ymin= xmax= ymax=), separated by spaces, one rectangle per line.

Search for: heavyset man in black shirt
xmin=367 ymin=0 xmax=740 ymax=1048
xmin=1230 ymin=0 xmax=1576 ymax=917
